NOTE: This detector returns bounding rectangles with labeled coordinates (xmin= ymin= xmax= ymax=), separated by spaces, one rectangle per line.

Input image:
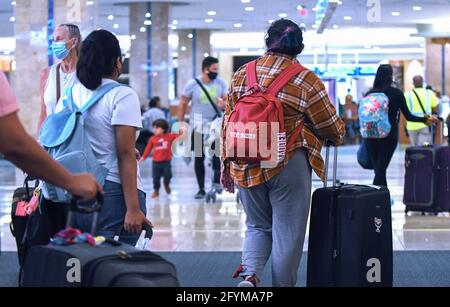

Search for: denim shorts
xmin=74 ymin=180 xmax=147 ymax=246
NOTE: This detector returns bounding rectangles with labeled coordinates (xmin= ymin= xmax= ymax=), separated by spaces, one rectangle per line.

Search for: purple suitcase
xmin=404 ymin=145 xmax=450 ymax=213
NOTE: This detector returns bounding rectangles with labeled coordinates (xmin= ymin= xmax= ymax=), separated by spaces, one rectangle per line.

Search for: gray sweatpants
xmin=239 ymin=149 xmax=312 ymax=287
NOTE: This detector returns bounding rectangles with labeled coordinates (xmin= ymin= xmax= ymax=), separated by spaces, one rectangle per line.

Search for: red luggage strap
xmin=245 ymin=60 xmax=307 ymax=153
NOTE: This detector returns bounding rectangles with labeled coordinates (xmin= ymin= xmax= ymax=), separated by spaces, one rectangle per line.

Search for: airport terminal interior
xmin=0 ymin=0 xmax=450 ymax=287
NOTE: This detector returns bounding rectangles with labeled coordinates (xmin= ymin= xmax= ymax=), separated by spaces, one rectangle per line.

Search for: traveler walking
xmin=29 ymin=30 xmax=151 ymax=247
xmin=404 ymin=75 xmax=439 ymax=146
xmin=362 ymin=65 xmax=438 ymax=187
xmin=221 ymin=19 xmax=345 ymax=287
xmin=178 ymin=56 xmax=228 ymax=199
xmin=38 ymin=24 xmax=81 ymax=131
xmin=140 ymin=119 xmax=184 ymax=199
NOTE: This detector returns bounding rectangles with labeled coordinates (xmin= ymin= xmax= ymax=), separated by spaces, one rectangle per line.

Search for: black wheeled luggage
xmin=404 ymin=120 xmax=450 ymax=214
xmin=307 ymin=146 xmax=393 ymax=287
xmin=21 ymin=196 xmax=179 ymax=287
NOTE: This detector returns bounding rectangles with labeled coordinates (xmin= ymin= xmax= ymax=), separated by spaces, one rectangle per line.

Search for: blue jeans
xmin=74 ymin=180 xmax=147 ymax=246
xmin=239 ymin=150 xmax=312 ymax=287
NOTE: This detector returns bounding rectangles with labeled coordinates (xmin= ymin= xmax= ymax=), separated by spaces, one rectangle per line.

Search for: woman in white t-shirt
xmin=66 ymin=29 xmax=152 ymax=244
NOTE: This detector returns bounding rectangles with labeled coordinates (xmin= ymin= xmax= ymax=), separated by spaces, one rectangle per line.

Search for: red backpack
xmin=225 ymin=60 xmax=307 ymax=167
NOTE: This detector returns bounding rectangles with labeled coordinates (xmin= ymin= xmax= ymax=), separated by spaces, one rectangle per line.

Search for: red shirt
xmin=142 ymin=133 xmax=181 ymax=162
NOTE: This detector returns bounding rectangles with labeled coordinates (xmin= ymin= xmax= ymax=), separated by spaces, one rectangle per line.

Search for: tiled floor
xmin=1 ymin=145 xmax=450 ymax=252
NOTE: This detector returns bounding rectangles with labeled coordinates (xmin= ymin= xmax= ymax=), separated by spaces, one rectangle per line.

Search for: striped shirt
xmin=221 ymin=52 xmax=345 ymax=188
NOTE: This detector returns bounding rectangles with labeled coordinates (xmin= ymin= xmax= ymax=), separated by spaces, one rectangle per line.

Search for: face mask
xmin=52 ymin=41 xmax=70 ymax=60
xmin=207 ymin=71 xmax=218 ymax=81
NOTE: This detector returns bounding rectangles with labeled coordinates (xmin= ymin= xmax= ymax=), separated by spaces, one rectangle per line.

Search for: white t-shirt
xmin=56 ymin=78 xmax=144 ymax=191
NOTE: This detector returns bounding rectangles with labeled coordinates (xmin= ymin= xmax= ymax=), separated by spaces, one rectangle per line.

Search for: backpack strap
xmin=80 ymin=82 xmax=122 ymax=114
xmin=245 ymin=60 xmax=258 ymax=90
xmin=267 ymin=63 xmax=307 ymax=96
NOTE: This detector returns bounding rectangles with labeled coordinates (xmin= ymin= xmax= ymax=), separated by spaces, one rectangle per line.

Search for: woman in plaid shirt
xmin=222 ymin=19 xmax=345 ymax=287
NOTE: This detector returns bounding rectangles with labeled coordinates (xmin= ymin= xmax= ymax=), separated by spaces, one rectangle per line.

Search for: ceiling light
xmin=140 ymin=27 xmax=146 ymax=33
xmin=204 ymin=53 xmax=209 ymax=57
xmin=312 ymin=7 xmax=317 ymax=12
xmin=172 ymin=20 xmax=178 ymax=25
xmin=144 ymin=20 xmax=152 ymax=26
xmin=413 ymin=6 xmax=422 ymax=11
xmin=241 ymin=0 xmax=251 ymax=3
xmin=234 ymin=23 xmax=243 ymax=28
xmin=145 ymin=12 xmax=151 ymax=18
xmin=344 ymin=16 xmax=352 ymax=20
xmin=391 ymin=12 xmax=400 ymax=16
xmin=181 ymin=46 xmax=187 ymax=51
xmin=10 ymin=1 xmax=16 ymax=5
xmin=333 ymin=24 xmax=338 ymax=29
xmin=245 ymin=7 xmax=255 ymax=11
xmin=113 ymin=23 xmax=119 ymax=29
xmin=9 ymin=16 xmax=15 ymax=22
xmin=130 ymin=34 xmax=136 ymax=40
xmin=278 ymin=13 xmax=288 ymax=18
xmin=86 ymin=1 xmax=94 ymax=6
xmin=208 ymin=11 xmax=216 ymax=16
xmin=205 ymin=18 xmax=214 ymax=23
xmin=107 ymin=15 xmax=114 ymax=20
xmin=188 ymin=33 xmax=193 ymax=39
xmin=268 ymin=19 xmax=275 ymax=24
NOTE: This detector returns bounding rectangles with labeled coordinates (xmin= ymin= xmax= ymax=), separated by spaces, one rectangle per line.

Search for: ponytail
xmin=76 ymin=30 xmax=121 ymax=91
xmin=266 ymin=19 xmax=304 ymax=57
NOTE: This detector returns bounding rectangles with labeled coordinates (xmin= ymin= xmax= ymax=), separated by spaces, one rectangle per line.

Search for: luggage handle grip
xmin=66 ymin=193 xmax=104 ymax=235
xmin=69 ymin=193 xmax=104 ymax=214
xmin=324 ymin=142 xmax=338 ymax=188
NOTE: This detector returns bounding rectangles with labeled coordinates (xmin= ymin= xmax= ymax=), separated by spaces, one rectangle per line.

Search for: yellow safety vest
xmin=404 ymin=88 xmax=438 ymax=131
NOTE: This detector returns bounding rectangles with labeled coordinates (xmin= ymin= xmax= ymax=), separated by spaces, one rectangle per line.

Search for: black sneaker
xmin=194 ymin=190 xmax=206 ymax=199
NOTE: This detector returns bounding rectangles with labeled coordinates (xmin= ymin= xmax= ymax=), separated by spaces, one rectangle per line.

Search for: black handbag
xmin=357 ymin=139 xmax=373 ymax=170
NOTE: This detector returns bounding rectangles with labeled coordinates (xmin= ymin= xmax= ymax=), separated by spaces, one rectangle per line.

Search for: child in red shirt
xmin=140 ymin=119 xmax=183 ymax=199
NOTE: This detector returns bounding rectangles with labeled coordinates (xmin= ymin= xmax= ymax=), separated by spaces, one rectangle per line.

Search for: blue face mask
xmin=52 ymin=41 xmax=69 ymax=60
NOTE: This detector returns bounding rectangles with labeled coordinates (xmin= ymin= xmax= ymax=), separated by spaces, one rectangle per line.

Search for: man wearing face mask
xmin=178 ymin=56 xmax=228 ymax=199
xmin=38 ymin=24 xmax=81 ymax=132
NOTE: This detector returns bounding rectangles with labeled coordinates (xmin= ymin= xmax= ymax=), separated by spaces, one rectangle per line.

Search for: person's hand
xmin=138 ymin=157 xmax=145 ymax=163
xmin=124 ymin=208 xmax=153 ymax=234
xmin=218 ymin=98 xmax=225 ymax=109
xmin=66 ymin=173 xmax=103 ymax=202
xmin=425 ymin=115 xmax=439 ymax=125
xmin=135 ymin=149 xmax=142 ymax=161
xmin=220 ymin=169 xmax=235 ymax=194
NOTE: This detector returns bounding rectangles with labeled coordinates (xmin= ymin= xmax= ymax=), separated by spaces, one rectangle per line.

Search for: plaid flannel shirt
xmin=221 ymin=52 xmax=345 ymax=188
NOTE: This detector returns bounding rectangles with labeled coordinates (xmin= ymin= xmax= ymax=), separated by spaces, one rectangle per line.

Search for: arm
xmin=140 ymin=137 xmax=154 ymax=161
xmin=177 ymin=95 xmax=190 ymax=122
xmin=0 ymin=112 xmax=102 ymax=201
xmin=304 ymin=78 xmax=346 ymax=145
xmin=37 ymin=67 xmax=50 ymax=132
xmin=115 ymin=125 xmax=151 ymax=234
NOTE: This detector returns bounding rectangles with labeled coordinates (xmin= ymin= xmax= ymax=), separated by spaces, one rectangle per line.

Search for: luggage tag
xmin=26 ymin=188 xmax=41 ymax=215
xmin=15 ymin=200 xmax=28 ymax=217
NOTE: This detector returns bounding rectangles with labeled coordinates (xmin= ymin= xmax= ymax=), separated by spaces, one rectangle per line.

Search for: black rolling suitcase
xmin=21 ymin=196 xmax=179 ymax=287
xmin=404 ymin=120 xmax=450 ymax=214
xmin=307 ymin=146 xmax=393 ymax=287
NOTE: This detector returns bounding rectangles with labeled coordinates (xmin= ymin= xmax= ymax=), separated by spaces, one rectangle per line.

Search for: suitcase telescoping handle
xmin=324 ymin=143 xmax=338 ymax=188
xmin=432 ymin=117 xmax=444 ymax=145
xmin=66 ymin=193 xmax=104 ymax=236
